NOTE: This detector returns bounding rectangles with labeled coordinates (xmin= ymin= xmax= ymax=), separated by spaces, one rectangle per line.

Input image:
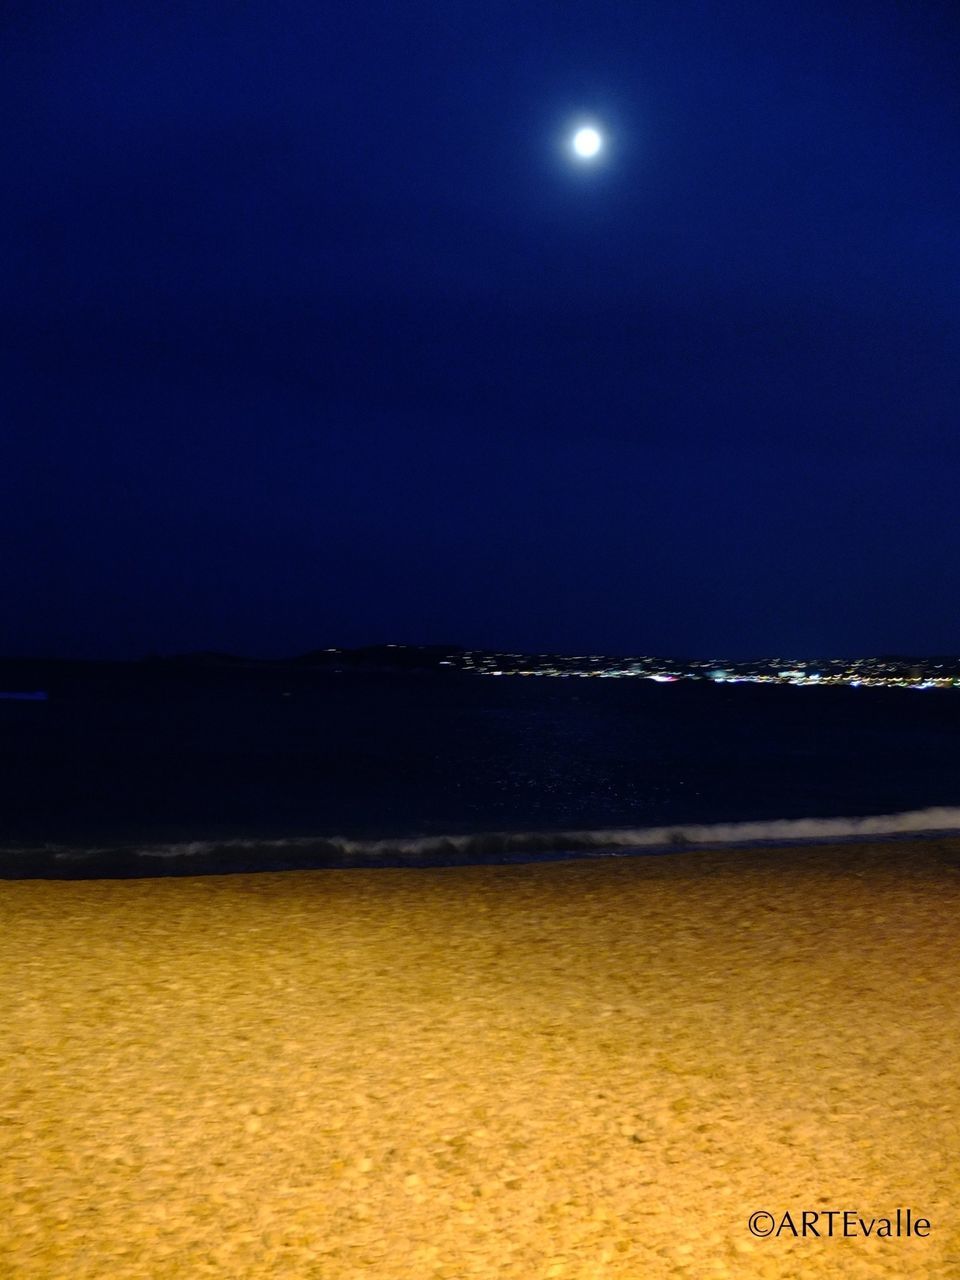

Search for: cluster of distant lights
xmin=460 ymin=655 xmax=959 ymax=690
xmin=320 ymin=646 xmax=958 ymax=690
xmin=701 ymin=671 xmax=956 ymax=690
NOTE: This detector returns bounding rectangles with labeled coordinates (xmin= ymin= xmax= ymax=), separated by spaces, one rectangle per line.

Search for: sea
xmin=2 ymin=662 xmax=960 ymax=877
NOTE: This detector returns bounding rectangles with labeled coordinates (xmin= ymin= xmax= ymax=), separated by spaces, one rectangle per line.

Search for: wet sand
xmin=2 ymin=839 xmax=960 ymax=1278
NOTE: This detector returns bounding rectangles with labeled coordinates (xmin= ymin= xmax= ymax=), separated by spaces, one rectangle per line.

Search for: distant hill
xmin=291 ymin=644 xmax=464 ymax=671
xmin=140 ymin=651 xmax=257 ymax=666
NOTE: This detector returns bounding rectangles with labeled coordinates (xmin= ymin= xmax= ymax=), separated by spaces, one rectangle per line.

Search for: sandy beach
xmin=2 ymin=838 xmax=960 ymax=1279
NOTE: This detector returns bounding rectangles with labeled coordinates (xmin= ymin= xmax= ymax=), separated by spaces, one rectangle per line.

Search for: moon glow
xmin=571 ymin=126 xmax=603 ymax=159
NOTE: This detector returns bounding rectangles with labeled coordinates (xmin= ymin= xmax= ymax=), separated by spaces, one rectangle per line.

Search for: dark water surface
xmin=2 ymin=664 xmax=960 ymax=864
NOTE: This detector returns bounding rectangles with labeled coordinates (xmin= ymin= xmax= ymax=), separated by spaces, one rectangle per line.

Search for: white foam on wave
xmin=124 ymin=805 xmax=960 ymax=862
xmin=5 ymin=805 xmax=960 ymax=870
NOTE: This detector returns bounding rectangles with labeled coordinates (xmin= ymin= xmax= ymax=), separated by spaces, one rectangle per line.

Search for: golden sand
xmin=2 ymin=839 xmax=960 ymax=1279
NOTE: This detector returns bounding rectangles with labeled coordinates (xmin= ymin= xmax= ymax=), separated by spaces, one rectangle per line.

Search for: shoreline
xmin=4 ymin=806 xmax=960 ymax=879
xmin=3 ymin=836 xmax=960 ymax=1277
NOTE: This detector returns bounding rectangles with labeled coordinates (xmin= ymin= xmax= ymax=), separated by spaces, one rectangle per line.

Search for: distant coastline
xmin=2 ymin=643 xmax=959 ymax=691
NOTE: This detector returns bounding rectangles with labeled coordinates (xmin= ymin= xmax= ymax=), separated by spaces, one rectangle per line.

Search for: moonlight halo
xmin=571 ymin=125 xmax=603 ymax=159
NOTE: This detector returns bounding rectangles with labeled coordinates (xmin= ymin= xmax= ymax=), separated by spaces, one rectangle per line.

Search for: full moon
xmin=571 ymin=126 xmax=603 ymax=159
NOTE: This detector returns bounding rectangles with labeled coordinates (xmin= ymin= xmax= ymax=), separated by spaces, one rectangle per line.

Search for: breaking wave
xmin=3 ymin=805 xmax=960 ymax=878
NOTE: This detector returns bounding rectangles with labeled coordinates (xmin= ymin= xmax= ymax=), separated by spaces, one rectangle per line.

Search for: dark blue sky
xmin=3 ymin=1 xmax=959 ymax=658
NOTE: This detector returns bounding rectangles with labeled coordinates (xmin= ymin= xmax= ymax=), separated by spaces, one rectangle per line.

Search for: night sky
xmin=4 ymin=1 xmax=959 ymax=660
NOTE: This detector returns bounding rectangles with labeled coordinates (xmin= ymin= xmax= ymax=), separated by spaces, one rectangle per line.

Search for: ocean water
xmin=2 ymin=664 xmax=960 ymax=876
